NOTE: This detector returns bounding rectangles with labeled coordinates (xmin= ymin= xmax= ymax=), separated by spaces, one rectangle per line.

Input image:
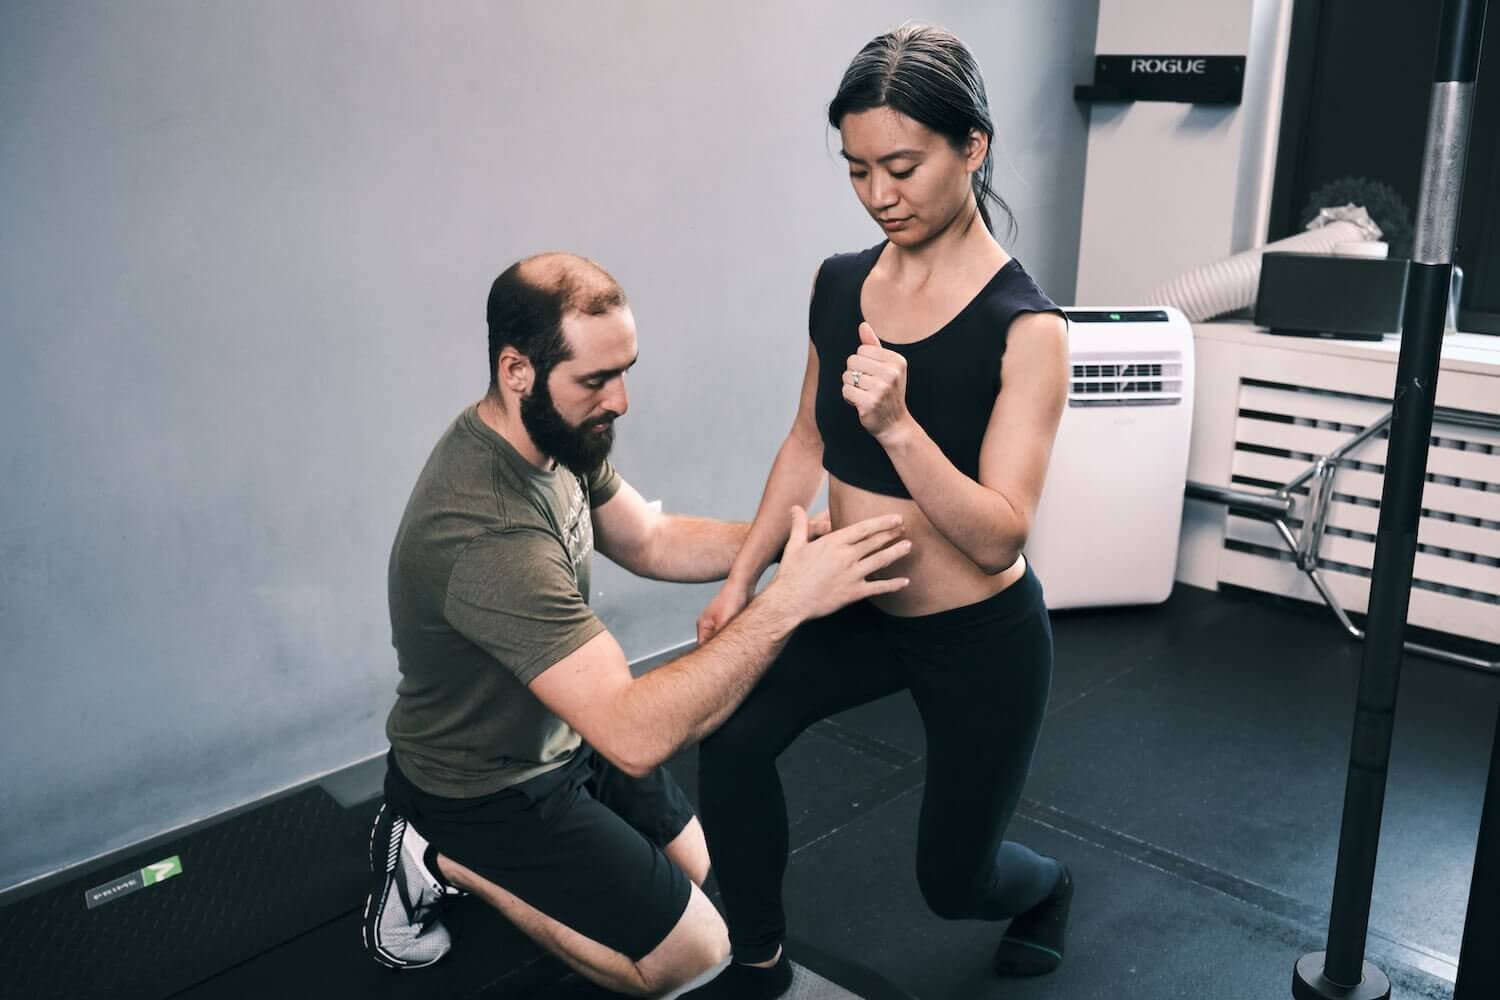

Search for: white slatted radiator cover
xmin=1219 ymin=377 xmax=1500 ymax=644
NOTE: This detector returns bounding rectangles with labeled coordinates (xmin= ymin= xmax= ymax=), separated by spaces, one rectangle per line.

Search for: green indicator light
xmin=1109 ymin=312 xmax=1122 ymax=320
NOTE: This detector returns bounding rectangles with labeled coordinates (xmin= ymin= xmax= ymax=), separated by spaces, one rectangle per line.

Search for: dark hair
xmin=485 ymin=253 xmax=627 ymax=395
xmin=828 ymin=23 xmax=1015 ymax=242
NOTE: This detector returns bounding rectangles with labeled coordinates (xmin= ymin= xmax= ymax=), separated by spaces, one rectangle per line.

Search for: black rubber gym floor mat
xmin=0 ymin=786 xmax=377 ymax=1000
xmin=518 ymin=938 xmax=920 ymax=999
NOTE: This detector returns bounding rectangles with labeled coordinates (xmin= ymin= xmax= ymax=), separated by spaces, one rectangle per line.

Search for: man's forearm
xmin=613 ymin=588 xmax=799 ymax=770
xmin=641 ymin=515 xmax=751 ymax=582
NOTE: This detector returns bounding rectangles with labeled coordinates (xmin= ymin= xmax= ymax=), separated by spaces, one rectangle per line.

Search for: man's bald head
xmin=514 ymin=252 xmax=626 ymax=314
xmin=485 ymin=253 xmax=628 ymax=395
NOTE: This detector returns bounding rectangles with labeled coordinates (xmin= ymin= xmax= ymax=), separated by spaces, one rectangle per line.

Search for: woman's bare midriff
xmin=828 ymin=473 xmax=1026 ymax=617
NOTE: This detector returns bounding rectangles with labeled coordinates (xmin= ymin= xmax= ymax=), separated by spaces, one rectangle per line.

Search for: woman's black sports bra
xmin=810 ymin=242 xmax=1065 ymax=499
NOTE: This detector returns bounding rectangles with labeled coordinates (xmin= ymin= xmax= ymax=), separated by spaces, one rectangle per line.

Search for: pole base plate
xmin=1292 ymin=952 xmax=1391 ymax=1000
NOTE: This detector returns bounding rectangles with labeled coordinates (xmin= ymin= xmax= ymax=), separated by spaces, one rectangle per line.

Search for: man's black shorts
xmin=383 ymin=747 xmax=696 ymax=962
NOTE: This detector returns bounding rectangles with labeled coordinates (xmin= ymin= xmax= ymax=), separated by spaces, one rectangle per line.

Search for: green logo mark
xmin=141 ymin=855 xmax=183 ymax=886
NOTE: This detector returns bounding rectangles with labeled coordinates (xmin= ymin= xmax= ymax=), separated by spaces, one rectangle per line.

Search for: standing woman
xmin=691 ymin=23 xmax=1073 ymax=998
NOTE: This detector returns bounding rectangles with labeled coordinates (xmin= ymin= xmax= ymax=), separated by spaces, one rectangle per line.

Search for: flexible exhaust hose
xmin=1147 ymin=207 xmax=1383 ymax=322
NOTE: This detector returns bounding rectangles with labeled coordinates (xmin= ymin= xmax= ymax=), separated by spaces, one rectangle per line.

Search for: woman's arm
xmin=844 ymin=312 xmax=1068 ymax=573
xmin=697 ymin=341 xmax=828 ymax=640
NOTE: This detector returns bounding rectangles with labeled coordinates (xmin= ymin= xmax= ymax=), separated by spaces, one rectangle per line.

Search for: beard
xmin=520 ymin=375 xmax=616 ymax=476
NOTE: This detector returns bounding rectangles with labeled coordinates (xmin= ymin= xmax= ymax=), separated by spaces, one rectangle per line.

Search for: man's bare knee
xmin=636 ymin=884 xmax=730 ymax=994
xmin=663 ymin=817 xmax=712 ymax=888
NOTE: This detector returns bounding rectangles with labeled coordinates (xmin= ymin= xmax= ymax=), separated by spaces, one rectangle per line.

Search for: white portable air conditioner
xmin=1024 ymin=307 xmax=1195 ymax=609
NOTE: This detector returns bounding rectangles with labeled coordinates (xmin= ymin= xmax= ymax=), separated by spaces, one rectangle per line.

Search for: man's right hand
xmin=762 ymin=506 xmax=910 ymax=624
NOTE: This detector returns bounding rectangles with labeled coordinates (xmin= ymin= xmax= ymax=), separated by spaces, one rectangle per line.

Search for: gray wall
xmin=0 ymin=0 xmax=1098 ymax=890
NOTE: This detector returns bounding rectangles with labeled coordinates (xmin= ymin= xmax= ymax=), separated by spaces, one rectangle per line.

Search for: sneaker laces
xmin=398 ymin=821 xmax=458 ymax=930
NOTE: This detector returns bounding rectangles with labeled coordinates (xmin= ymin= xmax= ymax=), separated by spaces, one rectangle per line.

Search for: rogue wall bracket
xmin=1075 ymin=54 xmax=1246 ymax=105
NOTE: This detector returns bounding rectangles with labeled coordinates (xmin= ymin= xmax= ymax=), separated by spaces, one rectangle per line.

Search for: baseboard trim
xmin=0 ymin=638 xmax=698 ymax=907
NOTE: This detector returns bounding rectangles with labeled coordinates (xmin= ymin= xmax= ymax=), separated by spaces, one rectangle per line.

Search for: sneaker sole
xmin=361 ymin=803 xmax=444 ymax=970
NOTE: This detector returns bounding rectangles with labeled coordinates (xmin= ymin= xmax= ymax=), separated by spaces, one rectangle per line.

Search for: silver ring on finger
xmin=851 ymin=370 xmax=862 ymax=388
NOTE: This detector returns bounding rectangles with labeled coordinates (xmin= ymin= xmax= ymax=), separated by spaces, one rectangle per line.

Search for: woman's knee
xmin=916 ymin=862 xmax=985 ymax=920
xmin=916 ymin=846 xmax=1052 ymax=921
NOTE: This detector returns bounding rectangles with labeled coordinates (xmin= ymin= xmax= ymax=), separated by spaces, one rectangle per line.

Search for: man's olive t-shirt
xmin=385 ymin=405 xmax=621 ymax=798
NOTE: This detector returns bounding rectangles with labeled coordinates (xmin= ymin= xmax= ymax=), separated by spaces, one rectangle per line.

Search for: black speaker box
xmin=1254 ymin=252 xmax=1408 ymax=341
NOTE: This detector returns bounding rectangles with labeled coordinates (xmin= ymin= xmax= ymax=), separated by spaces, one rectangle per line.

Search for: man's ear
xmin=498 ymin=347 xmax=534 ymax=395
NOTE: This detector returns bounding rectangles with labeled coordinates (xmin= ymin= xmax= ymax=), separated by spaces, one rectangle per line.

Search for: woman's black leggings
xmin=698 ymin=563 xmax=1060 ymax=964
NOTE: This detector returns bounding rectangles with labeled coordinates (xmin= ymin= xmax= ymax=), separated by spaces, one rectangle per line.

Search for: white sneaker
xmin=361 ymin=802 xmax=463 ymax=969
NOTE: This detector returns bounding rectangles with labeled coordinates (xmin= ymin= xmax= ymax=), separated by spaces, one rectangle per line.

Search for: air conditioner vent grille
xmin=1069 ymin=353 xmax=1183 ymax=407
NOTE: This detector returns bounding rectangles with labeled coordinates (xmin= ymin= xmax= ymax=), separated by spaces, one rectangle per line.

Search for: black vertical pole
xmin=1292 ymin=1 xmax=1487 ymax=998
xmin=1453 ymin=703 xmax=1500 ymax=999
